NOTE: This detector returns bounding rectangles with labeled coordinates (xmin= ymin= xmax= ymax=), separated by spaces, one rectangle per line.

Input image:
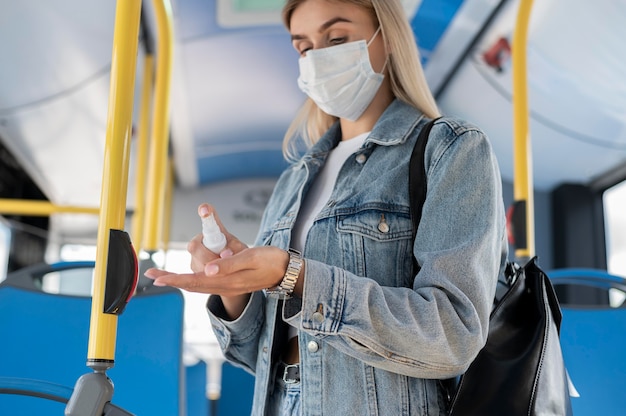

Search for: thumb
xmin=198 ymin=203 xmax=214 ymax=218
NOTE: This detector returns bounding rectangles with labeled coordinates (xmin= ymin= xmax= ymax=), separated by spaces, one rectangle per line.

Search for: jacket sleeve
xmin=206 ymin=290 xmax=266 ymax=375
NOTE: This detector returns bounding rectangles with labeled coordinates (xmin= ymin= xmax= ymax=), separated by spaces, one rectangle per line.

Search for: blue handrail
xmin=0 ymin=377 xmax=73 ymax=403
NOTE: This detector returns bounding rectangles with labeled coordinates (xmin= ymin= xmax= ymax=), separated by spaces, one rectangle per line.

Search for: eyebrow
xmin=290 ymin=17 xmax=353 ymax=41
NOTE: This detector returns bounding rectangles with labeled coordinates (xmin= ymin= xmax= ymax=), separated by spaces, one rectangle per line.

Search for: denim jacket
xmin=207 ymin=99 xmax=508 ymax=415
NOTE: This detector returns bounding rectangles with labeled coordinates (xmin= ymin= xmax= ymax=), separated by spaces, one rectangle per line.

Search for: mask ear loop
xmin=367 ymin=26 xmax=389 ymax=75
xmin=367 ymin=26 xmax=382 ymax=47
xmin=379 ymin=56 xmax=389 ymax=75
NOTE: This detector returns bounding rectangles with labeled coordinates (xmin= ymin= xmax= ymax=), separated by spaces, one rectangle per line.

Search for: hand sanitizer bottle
xmin=201 ymin=213 xmax=227 ymax=254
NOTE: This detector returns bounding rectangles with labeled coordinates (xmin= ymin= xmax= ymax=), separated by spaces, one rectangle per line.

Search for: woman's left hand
xmin=144 ymin=246 xmax=291 ymax=296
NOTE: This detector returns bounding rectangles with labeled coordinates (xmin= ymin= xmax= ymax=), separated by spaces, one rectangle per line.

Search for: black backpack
xmin=409 ymin=118 xmax=572 ymax=415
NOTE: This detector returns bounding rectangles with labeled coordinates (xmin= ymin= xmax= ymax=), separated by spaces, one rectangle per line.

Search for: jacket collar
xmin=301 ymin=99 xmax=425 ymax=162
xmin=366 ymin=99 xmax=425 ymax=146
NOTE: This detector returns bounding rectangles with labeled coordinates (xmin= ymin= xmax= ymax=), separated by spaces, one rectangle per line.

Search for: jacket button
xmin=312 ymin=311 xmax=324 ymax=323
xmin=307 ymin=341 xmax=320 ymax=353
xmin=377 ymin=214 xmax=390 ymax=233
xmin=355 ymin=154 xmax=367 ymax=164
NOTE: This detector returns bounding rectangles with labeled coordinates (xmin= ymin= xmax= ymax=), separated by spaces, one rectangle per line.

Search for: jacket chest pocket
xmin=258 ymin=220 xmax=292 ymax=249
xmin=336 ymin=210 xmax=414 ymax=287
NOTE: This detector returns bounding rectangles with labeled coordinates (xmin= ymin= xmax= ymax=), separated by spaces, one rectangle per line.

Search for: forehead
xmin=289 ymin=0 xmax=374 ymax=34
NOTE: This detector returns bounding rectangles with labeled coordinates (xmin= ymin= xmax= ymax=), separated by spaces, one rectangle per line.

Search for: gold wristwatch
xmin=265 ymin=249 xmax=303 ymax=299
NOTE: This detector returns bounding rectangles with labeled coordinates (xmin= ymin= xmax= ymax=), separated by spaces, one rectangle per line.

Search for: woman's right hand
xmin=188 ymin=203 xmax=251 ymax=319
xmin=188 ymin=203 xmax=248 ymax=271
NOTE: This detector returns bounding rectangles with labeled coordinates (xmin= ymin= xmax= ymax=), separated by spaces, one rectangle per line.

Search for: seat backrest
xmin=186 ymin=360 xmax=254 ymax=416
xmin=548 ymin=268 xmax=626 ymax=415
xmin=0 ymin=261 xmax=185 ymax=415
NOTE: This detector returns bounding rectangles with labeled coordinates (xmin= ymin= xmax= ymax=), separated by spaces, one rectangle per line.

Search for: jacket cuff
xmin=296 ymin=259 xmax=346 ymax=335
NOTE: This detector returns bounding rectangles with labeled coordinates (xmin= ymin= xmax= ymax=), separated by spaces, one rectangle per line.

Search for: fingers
xmin=144 ymin=265 xmax=255 ymax=296
xmin=188 ymin=233 xmax=212 ymax=256
xmin=144 ymin=268 xmax=225 ymax=294
xmin=220 ymin=248 xmax=234 ymax=258
xmin=144 ymin=268 xmax=172 ymax=279
xmin=198 ymin=203 xmax=215 ymax=219
xmin=195 ymin=204 xmax=248 ymax=254
xmin=147 ymin=270 xmax=214 ymax=293
xmin=198 ymin=203 xmax=226 ymax=231
xmin=188 ymin=234 xmax=216 ymax=272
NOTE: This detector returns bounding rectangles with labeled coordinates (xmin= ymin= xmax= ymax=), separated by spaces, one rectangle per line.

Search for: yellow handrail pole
xmin=512 ymin=0 xmax=535 ymax=261
xmin=142 ymin=0 xmax=174 ymax=253
xmin=87 ymin=0 xmax=142 ymax=367
xmin=0 ymin=199 xmax=99 ymax=216
xmin=161 ymin=158 xmax=175 ymax=253
xmin=131 ymin=54 xmax=155 ymax=254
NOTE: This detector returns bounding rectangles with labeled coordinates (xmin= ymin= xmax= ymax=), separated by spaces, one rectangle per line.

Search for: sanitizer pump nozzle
xmin=201 ymin=213 xmax=227 ymax=254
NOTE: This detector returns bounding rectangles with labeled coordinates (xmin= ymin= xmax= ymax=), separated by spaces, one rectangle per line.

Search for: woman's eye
xmin=294 ymin=42 xmax=311 ymax=56
xmin=329 ymin=37 xmax=346 ymax=45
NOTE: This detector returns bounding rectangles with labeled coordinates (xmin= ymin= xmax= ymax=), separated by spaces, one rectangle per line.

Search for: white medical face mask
xmin=297 ymin=27 xmax=385 ymax=121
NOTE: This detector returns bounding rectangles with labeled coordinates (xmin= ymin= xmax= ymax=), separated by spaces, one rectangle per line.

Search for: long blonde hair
xmin=281 ymin=0 xmax=441 ymax=161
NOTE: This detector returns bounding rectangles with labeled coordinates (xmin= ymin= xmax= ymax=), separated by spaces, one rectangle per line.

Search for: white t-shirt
xmin=291 ymin=131 xmax=369 ymax=253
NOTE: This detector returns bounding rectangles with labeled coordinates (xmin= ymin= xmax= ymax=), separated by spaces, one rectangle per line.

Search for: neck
xmin=340 ymin=86 xmax=394 ymax=140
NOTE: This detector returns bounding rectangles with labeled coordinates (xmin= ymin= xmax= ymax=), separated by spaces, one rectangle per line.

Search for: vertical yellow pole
xmin=512 ymin=0 xmax=535 ymax=261
xmin=143 ymin=0 xmax=174 ymax=253
xmin=87 ymin=0 xmax=142 ymax=367
xmin=131 ymin=54 xmax=155 ymax=254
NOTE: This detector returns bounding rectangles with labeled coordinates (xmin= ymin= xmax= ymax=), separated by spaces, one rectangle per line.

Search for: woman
xmin=146 ymin=0 xmax=508 ymax=414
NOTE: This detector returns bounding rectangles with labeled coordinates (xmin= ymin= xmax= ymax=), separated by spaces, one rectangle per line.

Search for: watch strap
xmin=265 ymin=249 xmax=303 ymax=299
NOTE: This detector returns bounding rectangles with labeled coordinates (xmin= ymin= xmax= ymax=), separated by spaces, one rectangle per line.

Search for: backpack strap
xmin=409 ymin=117 xmax=441 ymax=274
xmin=408 ymin=116 xmax=459 ymax=405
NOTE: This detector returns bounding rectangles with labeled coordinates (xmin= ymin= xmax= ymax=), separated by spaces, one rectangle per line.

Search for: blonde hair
xmin=281 ymin=0 xmax=441 ymax=160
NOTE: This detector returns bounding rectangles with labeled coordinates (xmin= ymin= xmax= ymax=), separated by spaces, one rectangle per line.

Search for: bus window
xmin=39 ymin=244 xmax=98 ymax=295
xmin=0 ymin=219 xmax=10 ymax=283
xmin=604 ymin=181 xmax=626 ymax=278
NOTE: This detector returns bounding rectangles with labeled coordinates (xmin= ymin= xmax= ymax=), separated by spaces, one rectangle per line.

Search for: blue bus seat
xmin=548 ymin=268 xmax=626 ymax=416
xmin=186 ymin=360 xmax=254 ymax=416
xmin=0 ymin=261 xmax=185 ymax=415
